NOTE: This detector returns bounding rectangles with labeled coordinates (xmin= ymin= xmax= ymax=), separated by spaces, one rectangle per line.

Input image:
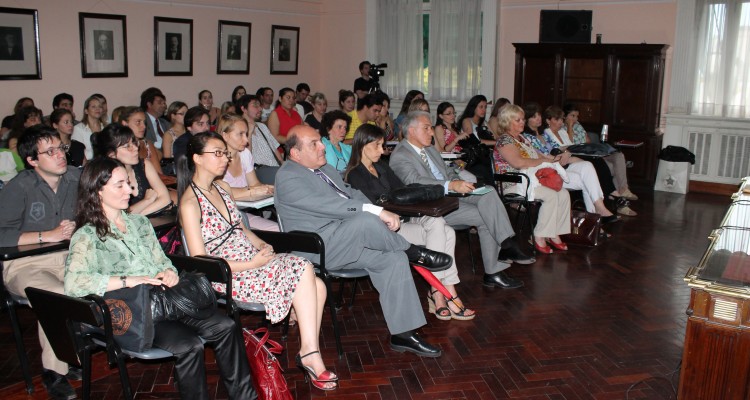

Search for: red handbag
xmin=535 ymin=167 xmax=563 ymax=191
xmin=243 ymin=328 xmax=293 ymax=400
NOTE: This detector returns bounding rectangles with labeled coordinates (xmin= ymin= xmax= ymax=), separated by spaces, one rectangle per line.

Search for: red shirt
xmin=275 ymin=105 xmax=302 ymax=137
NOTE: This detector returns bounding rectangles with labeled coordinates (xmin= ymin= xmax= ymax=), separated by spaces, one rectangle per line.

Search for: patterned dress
xmin=192 ymin=182 xmax=307 ymax=323
xmin=440 ymin=123 xmax=463 ymax=152
xmin=492 ymin=134 xmax=541 ymax=192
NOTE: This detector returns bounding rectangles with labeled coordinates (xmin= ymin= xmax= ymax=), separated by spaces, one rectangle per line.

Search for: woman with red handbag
xmin=493 ymin=104 xmax=572 ymax=254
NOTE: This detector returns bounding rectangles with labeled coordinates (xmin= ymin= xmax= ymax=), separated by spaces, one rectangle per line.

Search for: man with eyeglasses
xmin=0 ymin=125 xmax=81 ymax=400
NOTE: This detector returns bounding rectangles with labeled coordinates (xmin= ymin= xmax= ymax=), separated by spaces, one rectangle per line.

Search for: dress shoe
xmin=483 ymin=271 xmax=524 ymax=289
xmin=534 ymin=240 xmax=553 ymax=254
xmin=42 ymin=369 xmax=76 ymax=400
xmin=546 ymin=238 xmax=568 ymax=251
xmin=601 ymin=215 xmax=620 ymax=224
xmin=390 ymin=331 xmax=442 ymax=357
xmin=498 ymin=241 xmax=535 ymax=264
xmin=66 ymin=365 xmax=82 ymax=381
xmin=405 ymin=245 xmax=452 ymax=272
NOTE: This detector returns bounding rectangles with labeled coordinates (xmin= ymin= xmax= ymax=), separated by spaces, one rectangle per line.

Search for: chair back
xmin=24 ymin=287 xmax=103 ymax=367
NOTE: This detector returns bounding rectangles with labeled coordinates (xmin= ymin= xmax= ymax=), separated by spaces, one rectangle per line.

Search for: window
xmin=692 ymin=0 xmax=750 ymax=118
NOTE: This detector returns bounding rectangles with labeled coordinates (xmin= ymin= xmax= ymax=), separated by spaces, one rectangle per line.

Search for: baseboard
xmin=689 ymin=180 xmax=737 ymax=196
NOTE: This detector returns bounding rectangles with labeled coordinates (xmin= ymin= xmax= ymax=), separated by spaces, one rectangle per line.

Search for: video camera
xmin=369 ymin=63 xmax=388 ymax=80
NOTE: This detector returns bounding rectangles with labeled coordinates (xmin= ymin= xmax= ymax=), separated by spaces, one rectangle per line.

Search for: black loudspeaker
xmin=539 ymin=10 xmax=593 ymax=43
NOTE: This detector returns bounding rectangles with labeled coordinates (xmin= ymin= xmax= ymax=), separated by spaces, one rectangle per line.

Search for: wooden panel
xmin=515 ymin=55 xmax=557 ymax=109
xmin=612 ymin=58 xmax=652 ymax=131
xmin=565 ymin=58 xmax=604 ymax=78
xmin=565 ymin=78 xmax=603 ymax=101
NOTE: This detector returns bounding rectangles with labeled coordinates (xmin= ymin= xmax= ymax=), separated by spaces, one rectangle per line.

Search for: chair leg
xmin=280 ymin=312 xmax=290 ymax=341
xmin=115 ymin=353 xmax=134 ymax=400
xmin=6 ymin=298 xmax=33 ymax=394
xmin=81 ymin=347 xmax=92 ymax=400
xmin=323 ymin=276 xmax=344 ymax=358
xmin=349 ymin=278 xmax=359 ymax=308
xmin=466 ymin=230 xmax=476 ymax=274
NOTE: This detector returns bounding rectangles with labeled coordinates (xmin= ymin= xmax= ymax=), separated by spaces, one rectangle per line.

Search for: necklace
xmin=192 ymin=181 xmax=214 ymax=193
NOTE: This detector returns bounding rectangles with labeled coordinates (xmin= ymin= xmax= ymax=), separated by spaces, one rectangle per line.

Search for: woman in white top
xmin=217 ymin=114 xmax=279 ymax=232
xmin=162 ymin=101 xmax=187 ymax=159
xmin=72 ymin=95 xmax=105 ymax=160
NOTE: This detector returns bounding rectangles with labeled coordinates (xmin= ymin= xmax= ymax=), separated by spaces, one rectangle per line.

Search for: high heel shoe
xmin=295 ymin=351 xmax=338 ymax=391
xmin=546 ymin=238 xmax=568 ymax=251
xmin=427 ymin=289 xmax=451 ymax=320
xmin=534 ymin=240 xmax=553 ymax=254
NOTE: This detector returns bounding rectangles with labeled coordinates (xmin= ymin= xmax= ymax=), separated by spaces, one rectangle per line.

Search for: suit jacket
xmin=144 ymin=114 xmax=170 ymax=148
xmin=389 ymin=141 xmax=459 ymax=186
xmin=274 ymin=160 xmax=372 ymax=264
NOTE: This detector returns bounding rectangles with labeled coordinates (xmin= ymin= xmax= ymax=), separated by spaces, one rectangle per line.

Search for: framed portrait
xmin=79 ymin=13 xmax=127 ymax=78
xmin=0 ymin=7 xmax=41 ymax=80
xmin=217 ymin=20 xmax=251 ymax=74
xmin=154 ymin=17 xmax=193 ymax=76
xmin=270 ymin=25 xmax=299 ymax=75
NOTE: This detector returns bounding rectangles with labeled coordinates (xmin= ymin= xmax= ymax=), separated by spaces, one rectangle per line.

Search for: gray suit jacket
xmin=274 ymin=160 xmax=372 ymax=264
xmin=389 ymin=141 xmax=459 ymax=186
xmin=145 ymin=115 xmax=170 ymax=148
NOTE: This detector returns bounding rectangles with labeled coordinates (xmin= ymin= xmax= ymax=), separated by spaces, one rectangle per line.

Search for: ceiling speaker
xmin=539 ymin=10 xmax=593 ymax=43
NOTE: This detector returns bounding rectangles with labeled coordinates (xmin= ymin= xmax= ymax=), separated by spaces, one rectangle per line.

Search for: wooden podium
xmin=680 ymin=177 xmax=750 ymax=399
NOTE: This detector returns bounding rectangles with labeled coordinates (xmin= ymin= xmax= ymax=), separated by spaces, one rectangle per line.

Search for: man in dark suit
xmin=390 ymin=111 xmax=534 ymax=289
xmin=275 ymin=125 xmax=451 ymax=358
xmin=166 ymin=34 xmax=181 ymax=60
xmin=140 ymin=87 xmax=169 ymax=151
xmin=0 ymin=31 xmax=23 ymax=60
xmin=94 ymin=31 xmax=114 ymax=60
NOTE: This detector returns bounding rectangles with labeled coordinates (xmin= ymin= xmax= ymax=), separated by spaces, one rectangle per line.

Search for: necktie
xmin=420 ymin=149 xmax=429 ymax=166
xmin=314 ymin=169 xmax=351 ymax=199
xmin=156 ymin=120 xmax=164 ymax=138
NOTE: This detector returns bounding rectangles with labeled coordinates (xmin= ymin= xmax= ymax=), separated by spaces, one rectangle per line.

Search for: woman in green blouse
xmin=64 ymin=158 xmax=255 ymax=400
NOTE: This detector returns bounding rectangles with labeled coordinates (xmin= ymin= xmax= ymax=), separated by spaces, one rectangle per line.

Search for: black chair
xmin=0 ymin=261 xmax=33 ymax=394
xmin=252 ymin=229 xmax=368 ymax=359
xmin=24 ymin=287 xmax=175 ymax=400
xmin=492 ymin=172 xmax=542 ymax=252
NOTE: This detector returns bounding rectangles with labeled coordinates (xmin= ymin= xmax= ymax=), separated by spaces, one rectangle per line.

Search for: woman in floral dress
xmin=177 ymin=131 xmax=337 ymax=390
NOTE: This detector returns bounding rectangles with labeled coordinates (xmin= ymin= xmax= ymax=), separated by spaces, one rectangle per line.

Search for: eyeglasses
xmin=119 ymin=141 xmax=139 ymax=151
xmin=201 ymin=150 xmax=232 ymax=161
xmin=38 ymin=144 xmax=70 ymax=157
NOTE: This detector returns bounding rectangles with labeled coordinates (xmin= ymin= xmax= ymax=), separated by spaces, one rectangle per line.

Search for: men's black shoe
xmin=405 ymin=245 xmax=452 ymax=272
xmin=42 ymin=369 xmax=77 ymax=400
xmin=498 ymin=241 xmax=535 ymax=265
xmin=66 ymin=365 xmax=82 ymax=381
xmin=483 ymin=271 xmax=524 ymax=289
xmin=390 ymin=331 xmax=442 ymax=358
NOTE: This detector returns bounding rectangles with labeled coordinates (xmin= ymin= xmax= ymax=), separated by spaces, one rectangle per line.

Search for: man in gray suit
xmin=275 ymin=125 xmax=451 ymax=357
xmin=390 ymin=111 xmax=533 ymax=289
xmin=140 ymin=87 xmax=169 ymax=150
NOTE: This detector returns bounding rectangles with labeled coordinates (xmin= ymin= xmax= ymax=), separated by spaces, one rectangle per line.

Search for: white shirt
xmin=147 ymin=113 xmax=164 ymax=150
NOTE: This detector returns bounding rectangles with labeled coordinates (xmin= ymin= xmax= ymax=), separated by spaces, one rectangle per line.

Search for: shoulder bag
xmin=377 ymin=183 xmax=445 ymax=205
xmin=244 ymin=327 xmax=293 ymax=400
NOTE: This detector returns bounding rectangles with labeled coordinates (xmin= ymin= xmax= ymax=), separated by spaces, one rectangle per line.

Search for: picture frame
xmin=154 ymin=17 xmax=193 ymax=76
xmin=0 ymin=7 xmax=41 ymax=80
xmin=79 ymin=13 xmax=127 ymax=78
xmin=270 ymin=25 xmax=299 ymax=75
xmin=217 ymin=20 xmax=251 ymax=74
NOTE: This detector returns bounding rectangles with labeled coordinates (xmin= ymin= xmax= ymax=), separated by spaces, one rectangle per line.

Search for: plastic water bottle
xmin=600 ymin=124 xmax=609 ymax=142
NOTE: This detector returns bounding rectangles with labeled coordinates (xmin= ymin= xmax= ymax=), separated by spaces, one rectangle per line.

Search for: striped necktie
xmin=314 ymin=169 xmax=351 ymax=199
xmin=420 ymin=149 xmax=429 ymax=165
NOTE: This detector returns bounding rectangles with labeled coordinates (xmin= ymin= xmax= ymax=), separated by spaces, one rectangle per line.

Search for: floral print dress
xmin=192 ymin=182 xmax=306 ymax=323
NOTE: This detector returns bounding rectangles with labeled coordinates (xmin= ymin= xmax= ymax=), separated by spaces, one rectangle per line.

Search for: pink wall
xmin=497 ymin=1 xmax=676 ymax=114
xmin=0 ymin=0 xmax=326 ymax=118
xmin=319 ymin=0 xmax=368 ymax=103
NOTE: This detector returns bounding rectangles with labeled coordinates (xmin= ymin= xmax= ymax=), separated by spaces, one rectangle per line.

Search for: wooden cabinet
xmin=513 ymin=43 xmax=668 ymax=186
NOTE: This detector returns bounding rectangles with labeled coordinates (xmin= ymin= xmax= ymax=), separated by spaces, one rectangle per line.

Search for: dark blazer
xmin=345 ymin=162 xmax=405 ymax=204
xmin=144 ymin=114 xmax=170 ymax=147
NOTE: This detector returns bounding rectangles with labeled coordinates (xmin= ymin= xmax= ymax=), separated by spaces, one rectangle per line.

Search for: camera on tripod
xmin=369 ymin=63 xmax=387 ymax=80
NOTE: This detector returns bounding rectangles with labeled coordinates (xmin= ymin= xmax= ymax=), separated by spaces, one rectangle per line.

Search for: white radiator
xmin=666 ymin=115 xmax=750 ymax=184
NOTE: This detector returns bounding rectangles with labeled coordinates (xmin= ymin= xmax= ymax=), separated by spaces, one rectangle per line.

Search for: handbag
xmin=243 ymin=327 xmax=293 ymax=400
xmin=151 ymin=271 xmax=218 ymax=322
xmin=103 ymin=284 xmax=155 ymax=352
xmin=377 ymin=183 xmax=445 ymax=205
xmin=535 ymin=168 xmax=563 ymax=191
xmin=158 ymin=225 xmax=184 ymax=255
xmin=561 ymin=209 xmax=603 ymax=247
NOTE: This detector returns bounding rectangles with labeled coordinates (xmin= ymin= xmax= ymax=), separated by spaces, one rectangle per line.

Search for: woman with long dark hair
xmin=338 ymin=89 xmax=356 ymax=113
xmin=72 ymin=95 xmax=105 ymax=160
xmin=50 ymin=108 xmax=86 ymax=167
xmin=198 ymin=89 xmax=221 ymax=127
xmin=456 ymin=95 xmax=494 ymax=183
xmin=176 ymin=132 xmax=337 ymax=390
xmin=7 ymin=105 xmax=42 ymax=153
xmin=393 ymin=90 xmax=424 ymax=139
xmin=94 ymin=124 xmax=171 ymax=216
xmin=266 ymin=87 xmax=302 ymax=145
xmin=64 ymin=157 xmax=255 ymax=400
xmin=344 ymin=124 xmax=475 ymax=321
xmin=434 ymin=102 xmax=469 ymax=152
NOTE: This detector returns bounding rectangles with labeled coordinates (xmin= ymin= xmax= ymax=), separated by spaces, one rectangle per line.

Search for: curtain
xmin=692 ymin=0 xmax=750 ymax=118
xmin=427 ymin=0 xmax=483 ymax=102
xmin=375 ymin=0 xmax=423 ymax=98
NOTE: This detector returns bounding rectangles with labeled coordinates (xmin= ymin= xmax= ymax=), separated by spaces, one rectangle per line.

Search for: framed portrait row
xmin=0 ymin=6 xmax=301 ymax=80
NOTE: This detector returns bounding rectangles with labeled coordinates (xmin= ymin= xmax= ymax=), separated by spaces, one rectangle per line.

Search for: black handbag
xmin=458 ymin=135 xmax=491 ymax=168
xmin=103 ymin=284 xmax=155 ymax=352
xmin=151 ymin=271 xmax=217 ymax=322
xmin=377 ymin=183 xmax=444 ymax=205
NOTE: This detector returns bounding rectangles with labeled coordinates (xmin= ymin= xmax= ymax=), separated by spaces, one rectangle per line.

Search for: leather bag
xmin=561 ymin=209 xmax=602 ymax=246
xmin=243 ymin=327 xmax=293 ymax=400
xmin=378 ymin=184 xmax=445 ymax=205
xmin=151 ymin=271 xmax=217 ymax=322
xmin=535 ymin=167 xmax=563 ymax=191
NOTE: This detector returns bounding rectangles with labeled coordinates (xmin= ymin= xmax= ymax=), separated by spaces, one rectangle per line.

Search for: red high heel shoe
xmin=546 ymin=238 xmax=568 ymax=251
xmin=295 ymin=351 xmax=338 ymax=391
xmin=534 ymin=240 xmax=553 ymax=254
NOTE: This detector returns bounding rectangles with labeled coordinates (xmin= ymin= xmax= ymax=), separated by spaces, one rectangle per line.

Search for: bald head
xmin=287 ymin=125 xmax=327 ymax=169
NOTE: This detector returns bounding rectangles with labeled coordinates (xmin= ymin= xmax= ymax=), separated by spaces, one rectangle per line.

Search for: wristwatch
xmin=120 ymin=276 xmax=127 ymax=288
